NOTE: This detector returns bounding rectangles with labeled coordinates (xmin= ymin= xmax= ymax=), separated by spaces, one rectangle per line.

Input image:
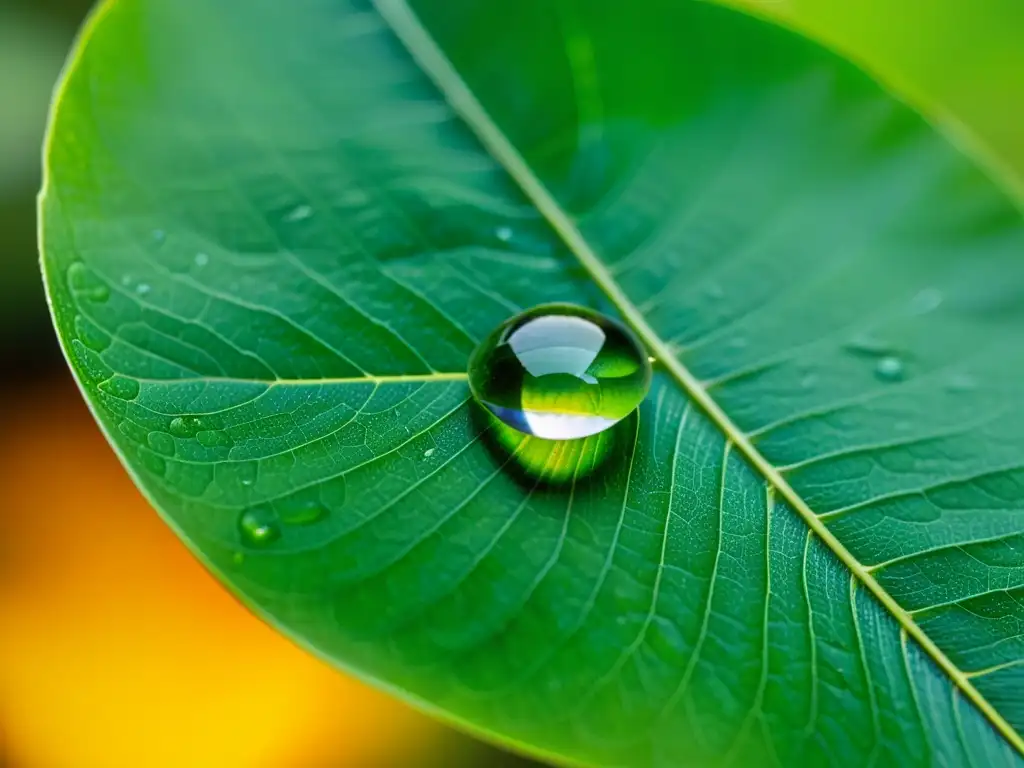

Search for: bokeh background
xmin=1 ymin=0 xmax=1021 ymax=765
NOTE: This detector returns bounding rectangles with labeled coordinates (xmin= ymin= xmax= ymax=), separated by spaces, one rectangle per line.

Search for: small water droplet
xmin=945 ymin=373 xmax=977 ymax=393
xmin=121 ymin=275 xmax=132 ymax=286
xmin=169 ymin=416 xmax=203 ymax=437
xmin=800 ymin=373 xmax=818 ymax=389
xmin=909 ymin=287 xmax=943 ymax=315
xmin=495 ymin=226 xmax=513 ymax=242
xmin=285 ymin=205 xmax=313 ymax=222
xmin=423 ymin=447 xmax=436 ymax=458
xmin=875 ymin=356 xmax=904 ymax=382
xmin=704 ymin=282 xmax=725 ymax=299
xmin=468 ymin=303 xmax=651 ymax=439
xmin=231 ymin=552 xmax=245 ymax=565
xmin=135 ymin=283 xmax=151 ymax=295
xmin=238 ymin=508 xmax=280 ymax=546
xmin=241 ymin=478 xmax=254 ymax=487
xmin=152 ymin=229 xmax=166 ymax=243
xmin=647 ymin=355 xmax=656 ymax=364
xmin=194 ymin=252 xmax=209 ymax=267
xmin=729 ymin=337 xmax=748 ymax=349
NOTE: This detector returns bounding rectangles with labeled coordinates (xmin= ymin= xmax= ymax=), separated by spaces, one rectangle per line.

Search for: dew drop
xmin=238 ymin=508 xmax=280 ymax=546
xmin=495 ymin=226 xmax=513 ymax=242
xmin=800 ymin=373 xmax=818 ymax=389
xmin=152 ymin=229 xmax=166 ymax=243
xmin=423 ymin=447 xmax=436 ymax=458
xmin=194 ymin=252 xmax=209 ymax=267
xmin=169 ymin=416 xmax=203 ymax=437
xmin=285 ymin=205 xmax=313 ymax=222
xmin=729 ymin=337 xmax=748 ymax=349
xmin=875 ymin=356 xmax=904 ymax=382
xmin=135 ymin=283 xmax=151 ymax=295
xmin=468 ymin=303 xmax=652 ymax=440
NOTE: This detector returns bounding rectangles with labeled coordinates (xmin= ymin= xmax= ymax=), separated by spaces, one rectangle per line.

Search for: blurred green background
xmin=1 ymin=0 xmax=1021 ymax=765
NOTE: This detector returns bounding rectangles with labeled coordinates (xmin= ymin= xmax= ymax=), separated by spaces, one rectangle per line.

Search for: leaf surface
xmin=41 ymin=0 xmax=1024 ymax=764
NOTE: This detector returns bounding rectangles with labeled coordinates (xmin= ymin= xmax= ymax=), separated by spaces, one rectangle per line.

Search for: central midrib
xmin=371 ymin=0 xmax=1024 ymax=755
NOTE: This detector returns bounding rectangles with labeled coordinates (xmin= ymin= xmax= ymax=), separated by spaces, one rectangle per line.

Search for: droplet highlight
xmin=285 ymin=205 xmax=313 ymax=222
xmin=875 ymin=356 xmax=904 ymax=382
xmin=468 ymin=303 xmax=651 ymax=440
xmin=495 ymin=226 xmax=513 ymax=242
xmin=238 ymin=508 xmax=280 ymax=546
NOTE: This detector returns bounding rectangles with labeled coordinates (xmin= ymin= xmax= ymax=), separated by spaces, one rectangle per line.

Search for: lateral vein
xmin=372 ymin=0 xmax=1024 ymax=754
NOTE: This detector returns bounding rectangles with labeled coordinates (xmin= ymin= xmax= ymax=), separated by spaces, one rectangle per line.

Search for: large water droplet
xmin=169 ymin=415 xmax=203 ymax=437
xmin=875 ymin=356 xmax=904 ymax=382
xmin=468 ymin=303 xmax=651 ymax=440
xmin=238 ymin=508 xmax=280 ymax=546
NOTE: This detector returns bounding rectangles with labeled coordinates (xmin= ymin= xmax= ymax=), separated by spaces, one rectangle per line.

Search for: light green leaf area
xmin=41 ymin=0 xmax=1024 ymax=765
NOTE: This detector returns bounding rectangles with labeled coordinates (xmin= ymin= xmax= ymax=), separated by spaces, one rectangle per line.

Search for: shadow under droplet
xmin=470 ymin=400 xmax=637 ymax=492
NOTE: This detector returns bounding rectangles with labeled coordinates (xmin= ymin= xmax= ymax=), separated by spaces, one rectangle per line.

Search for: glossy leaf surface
xmin=41 ymin=0 xmax=1024 ymax=764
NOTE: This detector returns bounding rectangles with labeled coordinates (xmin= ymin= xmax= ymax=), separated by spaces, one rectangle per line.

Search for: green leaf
xmin=40 ymin=0 xmax=1024 ymax=764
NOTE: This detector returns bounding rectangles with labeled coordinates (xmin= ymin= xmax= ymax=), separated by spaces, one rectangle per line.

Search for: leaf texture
xmin=41 ymin=0 xmax=1024 ymax=765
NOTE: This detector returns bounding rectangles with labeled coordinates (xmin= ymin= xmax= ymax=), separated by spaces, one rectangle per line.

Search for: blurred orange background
xmin=1 ymin=0 xmax=1021 ymax=766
